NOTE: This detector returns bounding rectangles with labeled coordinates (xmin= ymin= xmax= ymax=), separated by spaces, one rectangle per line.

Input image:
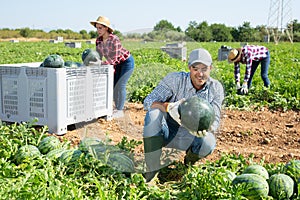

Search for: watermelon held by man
xmin=178 ymin=96 xmax=215 ymax=136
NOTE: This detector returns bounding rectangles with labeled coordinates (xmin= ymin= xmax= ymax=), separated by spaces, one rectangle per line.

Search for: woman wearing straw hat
xmin=227 ymin=45 xmax=270 ymax=95
xmin=90 ymin=16 xmax=134 ymax=118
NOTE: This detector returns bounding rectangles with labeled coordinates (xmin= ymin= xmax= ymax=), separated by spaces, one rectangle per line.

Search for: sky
xmin=0 ymin=0 xmax=299 ymax=34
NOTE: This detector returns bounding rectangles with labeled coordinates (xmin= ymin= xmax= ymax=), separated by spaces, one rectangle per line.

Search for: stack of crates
xmin=0 ymin=63 xmax=113 ymax=135
xmin=161 ymin=42 xmax=187 ymax=61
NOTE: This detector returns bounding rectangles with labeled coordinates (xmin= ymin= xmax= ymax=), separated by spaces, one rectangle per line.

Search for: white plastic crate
xmin=0 ymin=62 xmax=113 ymax=135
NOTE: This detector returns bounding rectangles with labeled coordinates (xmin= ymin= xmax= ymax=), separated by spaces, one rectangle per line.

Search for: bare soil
xmin=63 ymin=103 xmax=300 ymax=165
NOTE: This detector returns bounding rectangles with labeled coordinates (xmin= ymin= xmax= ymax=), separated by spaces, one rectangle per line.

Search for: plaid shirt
xmin=234 ymin=45 xmax=269 ymax=83
xmin=143 ymin=72 xmax=224 ymax=133
xmin=96 ymin=34 xmax=130 ymax=66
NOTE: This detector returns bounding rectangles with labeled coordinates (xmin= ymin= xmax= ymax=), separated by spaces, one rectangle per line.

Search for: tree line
xmin=1 ymin=19 xmax=300 ymax=42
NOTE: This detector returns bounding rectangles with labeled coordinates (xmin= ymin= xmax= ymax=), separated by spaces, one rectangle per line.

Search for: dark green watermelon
xmin=178 ymin=96 xmax=215 ymax=133
xmin=59 ymin=149 xmax=83 ymax=166
xmin=78 ymin=137 xmax=105 ymax=153
xmin=38 ymin=136 xmax=61 ymax=154
xmin=284 ymin=160 xmax=300 ymax=183
xmin=46 ymin=148 xmax=68 ymax=160
xmin=15 ymin=145 xmax=41 ymax=164
xmin=242 ymin=164 xmax=269 ymax=180
xmin=269 ymin=173 xmax=294 ymax=200
xmin=81 ymin=48 xmax=100 ymax=66
xmin=41 ymin=54 xmax=64 ymax=68
xmin=107 ymin=152 xmax=135 ymax=173
xmin=232 ymin=173 xmax=269 ymax=200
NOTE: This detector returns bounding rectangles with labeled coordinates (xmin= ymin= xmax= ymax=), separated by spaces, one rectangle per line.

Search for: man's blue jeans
xmin=143 ymin=108 xmax=216 ymax=158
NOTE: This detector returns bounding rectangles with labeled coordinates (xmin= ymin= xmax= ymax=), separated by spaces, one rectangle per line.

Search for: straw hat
xmin=90 ymin=16 xmax=113 ymax=33
xmin=228 ymin=48 xmax=242 ymax=63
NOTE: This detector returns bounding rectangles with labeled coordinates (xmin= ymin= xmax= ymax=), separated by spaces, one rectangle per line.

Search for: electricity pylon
xmin=267 ymin=0 xmax=293 ymax=43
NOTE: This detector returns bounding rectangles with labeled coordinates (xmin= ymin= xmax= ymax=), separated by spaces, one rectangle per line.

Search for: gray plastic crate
xmin=161 ymin=44 xmax=187 ymax=61
xmin=218 ymin=45 xmax=232 ymax=61
xmin=0 ymin=63 xmax=113 ymax=135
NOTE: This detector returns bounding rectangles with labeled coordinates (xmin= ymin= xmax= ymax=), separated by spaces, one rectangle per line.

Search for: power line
xmin=267 ymin=0 xmax=293 ymax=43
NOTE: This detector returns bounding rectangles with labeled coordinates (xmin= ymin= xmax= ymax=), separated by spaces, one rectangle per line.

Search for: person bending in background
xmin=227 ymin=45 xmax=270 ymax=95
xmin=90 ymin=16 xmax=134 ymax=118
xmin=142 ymin=48 xmax=224 ymax=182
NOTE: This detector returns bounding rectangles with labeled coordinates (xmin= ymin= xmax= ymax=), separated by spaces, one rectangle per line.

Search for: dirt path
xmin=64 ymin=103 xmax=300 ymax=165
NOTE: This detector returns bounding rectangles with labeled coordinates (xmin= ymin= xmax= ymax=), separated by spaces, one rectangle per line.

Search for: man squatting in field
xmin=142 ymin=48 xmax=225 ymax=182
xmin=227 ymin=45 xmax=271 ymax=95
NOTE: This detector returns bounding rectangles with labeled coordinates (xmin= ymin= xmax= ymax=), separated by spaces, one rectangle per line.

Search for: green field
xmin=0 ymin=41 xmax=299 ymax=199
xmin=1 ymin=41 xmax=299 ymax=110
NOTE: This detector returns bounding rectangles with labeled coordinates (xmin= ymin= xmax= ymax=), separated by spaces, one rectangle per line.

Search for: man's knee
xmin=143 ymin=109 xmax=165 ymax=138
xmin=198 ymin=132 xmax=216 ymax=158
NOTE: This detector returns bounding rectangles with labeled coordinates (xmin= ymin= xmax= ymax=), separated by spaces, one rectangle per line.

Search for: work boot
xmin=142 ymin=170 xmax=159 ymax=183
xmin=184 ymin=148 xmax=200 ymax=166
xmin=143 ymin=135 xmax=164 ymax=182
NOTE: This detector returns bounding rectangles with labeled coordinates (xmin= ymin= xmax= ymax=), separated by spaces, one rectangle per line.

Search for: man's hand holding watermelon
xmin=167 ymin=97 xmax=211 ymax=138
xmin=166 ymin=98 xmax=185 ymax=125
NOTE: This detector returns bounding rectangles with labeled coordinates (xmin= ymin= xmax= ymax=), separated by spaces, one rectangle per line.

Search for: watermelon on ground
xmin=269 ymin=173 xmax=294 ymax=200
xmin=38 ymin=136 xmax=61 ymax=154
xmin=59 ymin=149 xmax=83 ymax=166
xmin=178 ymin=96 xmax=215 ymax=135
xmin=232 ymin=173 xmax=269 ymax=200
xmin=242 ymin=164 xmax=269 ymax=180
xmin=46 ymin=148 xmax=68 ymax=160
xmin=78 ymin=137 xmax=105 ymax=153
xmin=15 ymin=145 xmax=41 ymax=164
xmin=284 ymin=160 xmax=300 ymax=183
xmin=107 ymin=152 xmax=135 ymax=173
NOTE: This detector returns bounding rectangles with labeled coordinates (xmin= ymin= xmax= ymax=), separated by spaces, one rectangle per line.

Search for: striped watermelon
xmin=178 ymin=96 xmax=215 ymax=134
xmin=269 ymin=173 xmax=294 ymax=199
xmin=107 ymin=152 xmax=135 ymax=173
xmin=78 ymin=137 xmax=105 ymax=153
xmin=15 ymin=145 xmax=41 ymax=164
xmin=242 ymin=164 xmax=269 ymax=179
xmin=284 ymin=160 xmax=300 ymax=183
xmin=232 ymin=173 xmax=269 ymax=200
xmin=38 ymin=136 xmax=61 ymax=154
xmin=59 ymin=149 xmax=83 ymax=166
xmin=46 ymin=148 xmax=68 ymax=160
